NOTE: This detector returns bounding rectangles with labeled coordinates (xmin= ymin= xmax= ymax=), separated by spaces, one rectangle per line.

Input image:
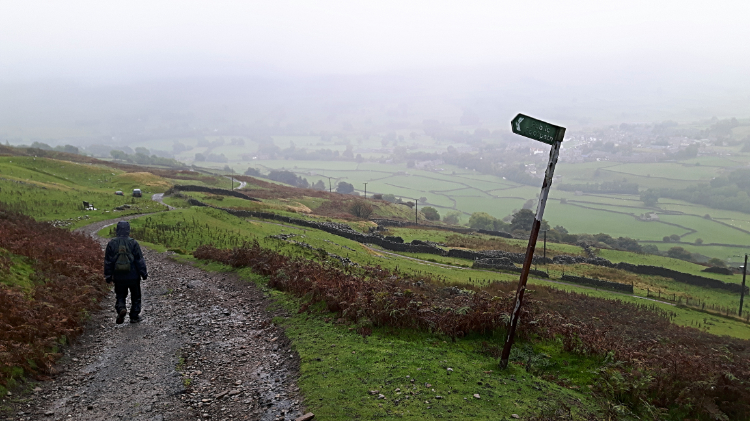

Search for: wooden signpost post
xmin=500 ymin=114 xmax=566 ymax=369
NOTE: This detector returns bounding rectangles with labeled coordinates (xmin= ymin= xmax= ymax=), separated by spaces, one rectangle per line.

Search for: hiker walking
xmin=104 ymin=221 xmax=148 ymax=324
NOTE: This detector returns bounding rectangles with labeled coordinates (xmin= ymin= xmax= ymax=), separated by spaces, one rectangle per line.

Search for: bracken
xmin=0 ymin=204 xmax=106 ymax=385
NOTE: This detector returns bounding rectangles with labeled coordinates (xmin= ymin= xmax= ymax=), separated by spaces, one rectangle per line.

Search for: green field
xmin=102 ymin=202 xmax=750 ymax=341
xmin=0 ymin=156 xmax=168 ymax=228
xmin=4 ymin=149 xmax=750 ymax=420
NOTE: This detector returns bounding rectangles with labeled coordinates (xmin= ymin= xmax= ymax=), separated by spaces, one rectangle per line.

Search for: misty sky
xmin=2 ymin=1 xmax=748 ymax=81
xmin=1 ymin=1 xmax=749 ymax=128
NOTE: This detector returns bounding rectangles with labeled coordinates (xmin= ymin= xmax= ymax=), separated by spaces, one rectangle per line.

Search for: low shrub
xmin=195 ymin=242 xmax=750 ymax=420
xmin=0 ymin=204 xmax=106 ymax=386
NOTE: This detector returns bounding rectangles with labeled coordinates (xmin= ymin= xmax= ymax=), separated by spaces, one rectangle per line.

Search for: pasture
xmin=0 ymin=156 xmax=168 ymax=227
xmin=4 ymin=149 xmax=750 ymax=419
xmin=2 ymin=150 xmax=749 ymax=259
xmin=103 ymin=201 xmax=750 ymax=340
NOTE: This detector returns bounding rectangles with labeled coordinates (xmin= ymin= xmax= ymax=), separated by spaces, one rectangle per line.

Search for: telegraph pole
xmin=741 ymin=254 xmax=747 ymax=317
xmin=500 ymin=114 xmax=565 ymax=369
xmin=328 ymin=177 xmax=332 ymax=193
xmin=415 ymin=199 xmax=418 ymax=225
xmin=364 ymin=183 xmax=368 ymax=199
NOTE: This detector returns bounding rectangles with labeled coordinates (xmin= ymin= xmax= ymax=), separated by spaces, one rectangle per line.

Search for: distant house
xmin=639 ymin=212 xmax=659 ymax=221
xmin=530 ymin=148 xmax=545 ymax=155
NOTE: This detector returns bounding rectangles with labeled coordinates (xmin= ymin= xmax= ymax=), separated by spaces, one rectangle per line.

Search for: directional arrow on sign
xmin=511 ymin=114 xmax=565 ymax=145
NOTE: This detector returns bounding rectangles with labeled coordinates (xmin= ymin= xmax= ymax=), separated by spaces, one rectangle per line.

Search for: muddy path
xmin=8 ymin=217 xmax=305 ymax=421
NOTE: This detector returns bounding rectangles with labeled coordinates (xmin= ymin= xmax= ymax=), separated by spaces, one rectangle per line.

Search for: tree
xmin=553 ymin=225 xmax=568 ymax=235
xmin=422 ymin=207 xmax=440 ymax=221
xmin=641 ymin=189 xmax=659 ymax=207
xmin=336 ymin=181 xmax=354 ymax=194
xmin=419 ymin=197 xmax=428 ymax=203
xmin=135 ymin=147 xmax=150 ymax=155
xmin=194 ymin=153 xmax=206 ymax=162
xmin=312 ymin=180 xmax=326 ymax=191
xmin=594 ymin=233 xmax=615 ymax=246
xmin=493 ymin=219 xmax=511 ymax=232
xmin=443 ymin=211 xmax=461 ymax=225
xmin=667 ymin=247 xmax=693 ymax=261
xmin=349 ymin=199 xmax=374 ymax=219
xmin=382 ymin=194 xmax=396 ymax=203
xmin=615 ymin=237 xmax=642 ymax=253
xmin=510 ymin=209 xmax=535 ymax=232
xmin=694 ymin=238 xmax=704 ymax=244
xmin=30 ymin=141 xmax=52 ymax=150
xmin=642 ymin=244 xmax=660 ymax=255
xmin=669 ymin=234 xmax=681 ymax=242
xmin=469 ymin=212 xmax=496 ymax=231
xmin=343 ymin=145 xmax=354 ymax=159
xmin=244 ymin=167 xmax=261 ymax=177
xmin=56 ymin=144 xmax=79 ymax=154
xmin=111 ymin=150 xmax=129 ymax=161
xmin=268 ymin=170 xmax=308 ymax=188
xmin=173 ymin=141 xmax=188 ymax=153
xmin=707 ymin=257 xmax=726 ymax=268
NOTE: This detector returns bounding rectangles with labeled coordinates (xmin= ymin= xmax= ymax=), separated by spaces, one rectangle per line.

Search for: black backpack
xmin=114 ymin=238 xmax=134 ymax=273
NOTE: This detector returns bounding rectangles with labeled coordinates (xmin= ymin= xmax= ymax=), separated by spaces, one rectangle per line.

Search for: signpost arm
xmin=500 ymin=140 xmax=561 ymax=368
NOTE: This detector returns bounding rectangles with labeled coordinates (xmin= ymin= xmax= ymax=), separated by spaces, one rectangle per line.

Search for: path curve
xmin=151 ymin=193 xmax=175 ymax=210
xmin=12 ymin=217 xmax=304 ymax=421
xmin=224 ymin=176 xmax=247 ymax=190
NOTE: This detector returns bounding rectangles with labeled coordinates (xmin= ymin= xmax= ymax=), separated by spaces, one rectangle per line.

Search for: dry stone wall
xmin=179 ymin=196 xmax=748 ymax=294
xmin=561 ymin=274 xmax=634 ymax=293
xmin=472 ymin=258 xmax=549 ymax=278
xmin=169 ymin=185 xmax=261 ymax=201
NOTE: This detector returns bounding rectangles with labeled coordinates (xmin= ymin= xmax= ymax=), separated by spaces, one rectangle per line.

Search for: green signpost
xmin=511 ymin=114 xmax=566 ymax=145
xmin=500 ymin=114 xmax=566 ymax=369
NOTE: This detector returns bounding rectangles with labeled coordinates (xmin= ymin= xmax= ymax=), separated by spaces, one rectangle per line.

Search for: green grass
xmin=176 ymin=264 xmax=607 ymax=420
xmin=598 ymin=249 xmax=744 ymax=282
xmin=0 ymin=177 xmax=167 ymax=229
xmin=546 ymin=202 xmax=679 ymax=240
xmin=14 ymin=153 xmax=739 ymax=340
xmin=0 ymin=249 xmax=37 ymax=292
xmin=604 ymin=162 xmax=721 ymax=181
xmin=117 ymin=206 xmax=750 ymax=340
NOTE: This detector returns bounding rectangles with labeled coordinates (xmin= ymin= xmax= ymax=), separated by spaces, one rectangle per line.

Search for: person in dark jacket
xmin=104 ymin=221 xmax=148 ymax=324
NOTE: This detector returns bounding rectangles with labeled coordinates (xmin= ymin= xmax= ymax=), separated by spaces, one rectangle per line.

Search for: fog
xmin=1 ymin=0 xmax=749 ymax=143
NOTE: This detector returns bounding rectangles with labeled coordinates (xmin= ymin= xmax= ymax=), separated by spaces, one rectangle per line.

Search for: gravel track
xmin=8 ymin=217 xmax=304 ymax=421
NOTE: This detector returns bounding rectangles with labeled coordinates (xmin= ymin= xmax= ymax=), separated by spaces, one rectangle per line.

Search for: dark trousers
xmin=114 ymin=281 xmax=142 ymax=317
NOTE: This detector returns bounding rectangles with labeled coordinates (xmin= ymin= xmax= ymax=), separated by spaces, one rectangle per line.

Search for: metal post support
xmin=741 ymin=254 xmax=747 ymax=317
xmin=500 ymin=140 xmax=561 ymax=369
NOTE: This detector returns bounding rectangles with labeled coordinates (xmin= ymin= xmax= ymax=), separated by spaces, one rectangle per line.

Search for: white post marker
xmin=500 ymin=114 xmax=565 ymax=369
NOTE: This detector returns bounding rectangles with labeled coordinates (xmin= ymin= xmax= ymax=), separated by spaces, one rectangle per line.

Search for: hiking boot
xmin=116 ymin=308 xmax=127 ymax=324
xmin=129 ymin=315 xmax=142 ymax=323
